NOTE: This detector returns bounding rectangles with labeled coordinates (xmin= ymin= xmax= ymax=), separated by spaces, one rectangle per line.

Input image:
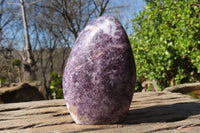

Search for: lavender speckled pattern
xmin=63 ymin=15 xmax=136 ymax=125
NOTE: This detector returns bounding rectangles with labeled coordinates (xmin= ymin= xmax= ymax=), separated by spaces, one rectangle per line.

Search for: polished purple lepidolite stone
xmin=62 ymin=15 xmax=136 ymax=125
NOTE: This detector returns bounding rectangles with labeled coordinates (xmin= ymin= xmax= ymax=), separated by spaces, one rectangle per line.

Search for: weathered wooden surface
xmin=0 ymin=92 xmax=200 ymax=133
xmin=164 ymin=82 xmax=200 ymax=94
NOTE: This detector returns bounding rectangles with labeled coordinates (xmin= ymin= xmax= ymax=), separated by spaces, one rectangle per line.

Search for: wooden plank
xmin=0 ymin=92 xmax=200 ymax=133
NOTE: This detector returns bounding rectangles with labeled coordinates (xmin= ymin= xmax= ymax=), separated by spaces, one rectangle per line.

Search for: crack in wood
xmin=30 ymin=105 xmax=66 ymax=109
xmin=17 ymin=111 xmax=58 ymax=116
xmin=0 ymin=126 xmax=21 ymax=130
xmin=34 ymin=121 xmax=75 ymax=128
xmin=190 ymin=123 xmax=200 ymax=127
xmin=0 ymin=107 xmax=23 ymax=112
xmin=144 ymin=125 xmax=186 ymax=133
xmin=145 ymin=123 xmax=200 ymax=133
xmin=19 ymin=123 xmax=40 ymax=129
xmin=53 ymin=112 xmax=70 ymax=117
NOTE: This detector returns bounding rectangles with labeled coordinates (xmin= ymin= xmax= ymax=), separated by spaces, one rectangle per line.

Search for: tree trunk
xmin=20 ymin=0 xmax=35 ymax=81
xmin=17 ymin=67 xmax=22 ymax=83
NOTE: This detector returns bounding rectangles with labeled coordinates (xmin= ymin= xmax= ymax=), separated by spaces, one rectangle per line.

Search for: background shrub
xmin=130 ymin=0 xmax=200 ymax=89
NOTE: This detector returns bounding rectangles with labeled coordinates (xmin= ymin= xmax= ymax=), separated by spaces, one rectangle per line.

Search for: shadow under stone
xmin=123 ymin=102 xmax=200 ymax=124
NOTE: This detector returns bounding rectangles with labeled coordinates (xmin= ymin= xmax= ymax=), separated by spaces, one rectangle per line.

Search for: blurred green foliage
xmin=0 ymin=78 xmax=6 ymax=86
xmin=12 ymin=58 xmax=21 ymax=67
xmin=49 ymin=72 xmax=63 ymax=99
xmin=130 ymin=0 xmax=200 ymax=89
xmin=187 ymin=92 xmax=200 ymax=99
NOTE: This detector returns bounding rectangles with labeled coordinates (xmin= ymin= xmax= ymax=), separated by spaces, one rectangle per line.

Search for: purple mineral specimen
xmin=63 ymin=15 xmax=136 ymax=125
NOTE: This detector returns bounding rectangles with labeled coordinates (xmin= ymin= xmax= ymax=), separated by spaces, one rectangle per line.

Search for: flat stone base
xmin=0 ymin=92 xmax=200 ymax=133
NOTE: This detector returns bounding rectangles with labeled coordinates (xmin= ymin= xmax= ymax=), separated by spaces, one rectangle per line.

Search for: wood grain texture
xmin=0 ymin=92 xmax=200 ymax=133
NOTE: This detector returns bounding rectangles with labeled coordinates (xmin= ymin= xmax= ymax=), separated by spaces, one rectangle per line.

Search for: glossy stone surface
xmin=63 ymin=15 xmax=136 ymax=125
